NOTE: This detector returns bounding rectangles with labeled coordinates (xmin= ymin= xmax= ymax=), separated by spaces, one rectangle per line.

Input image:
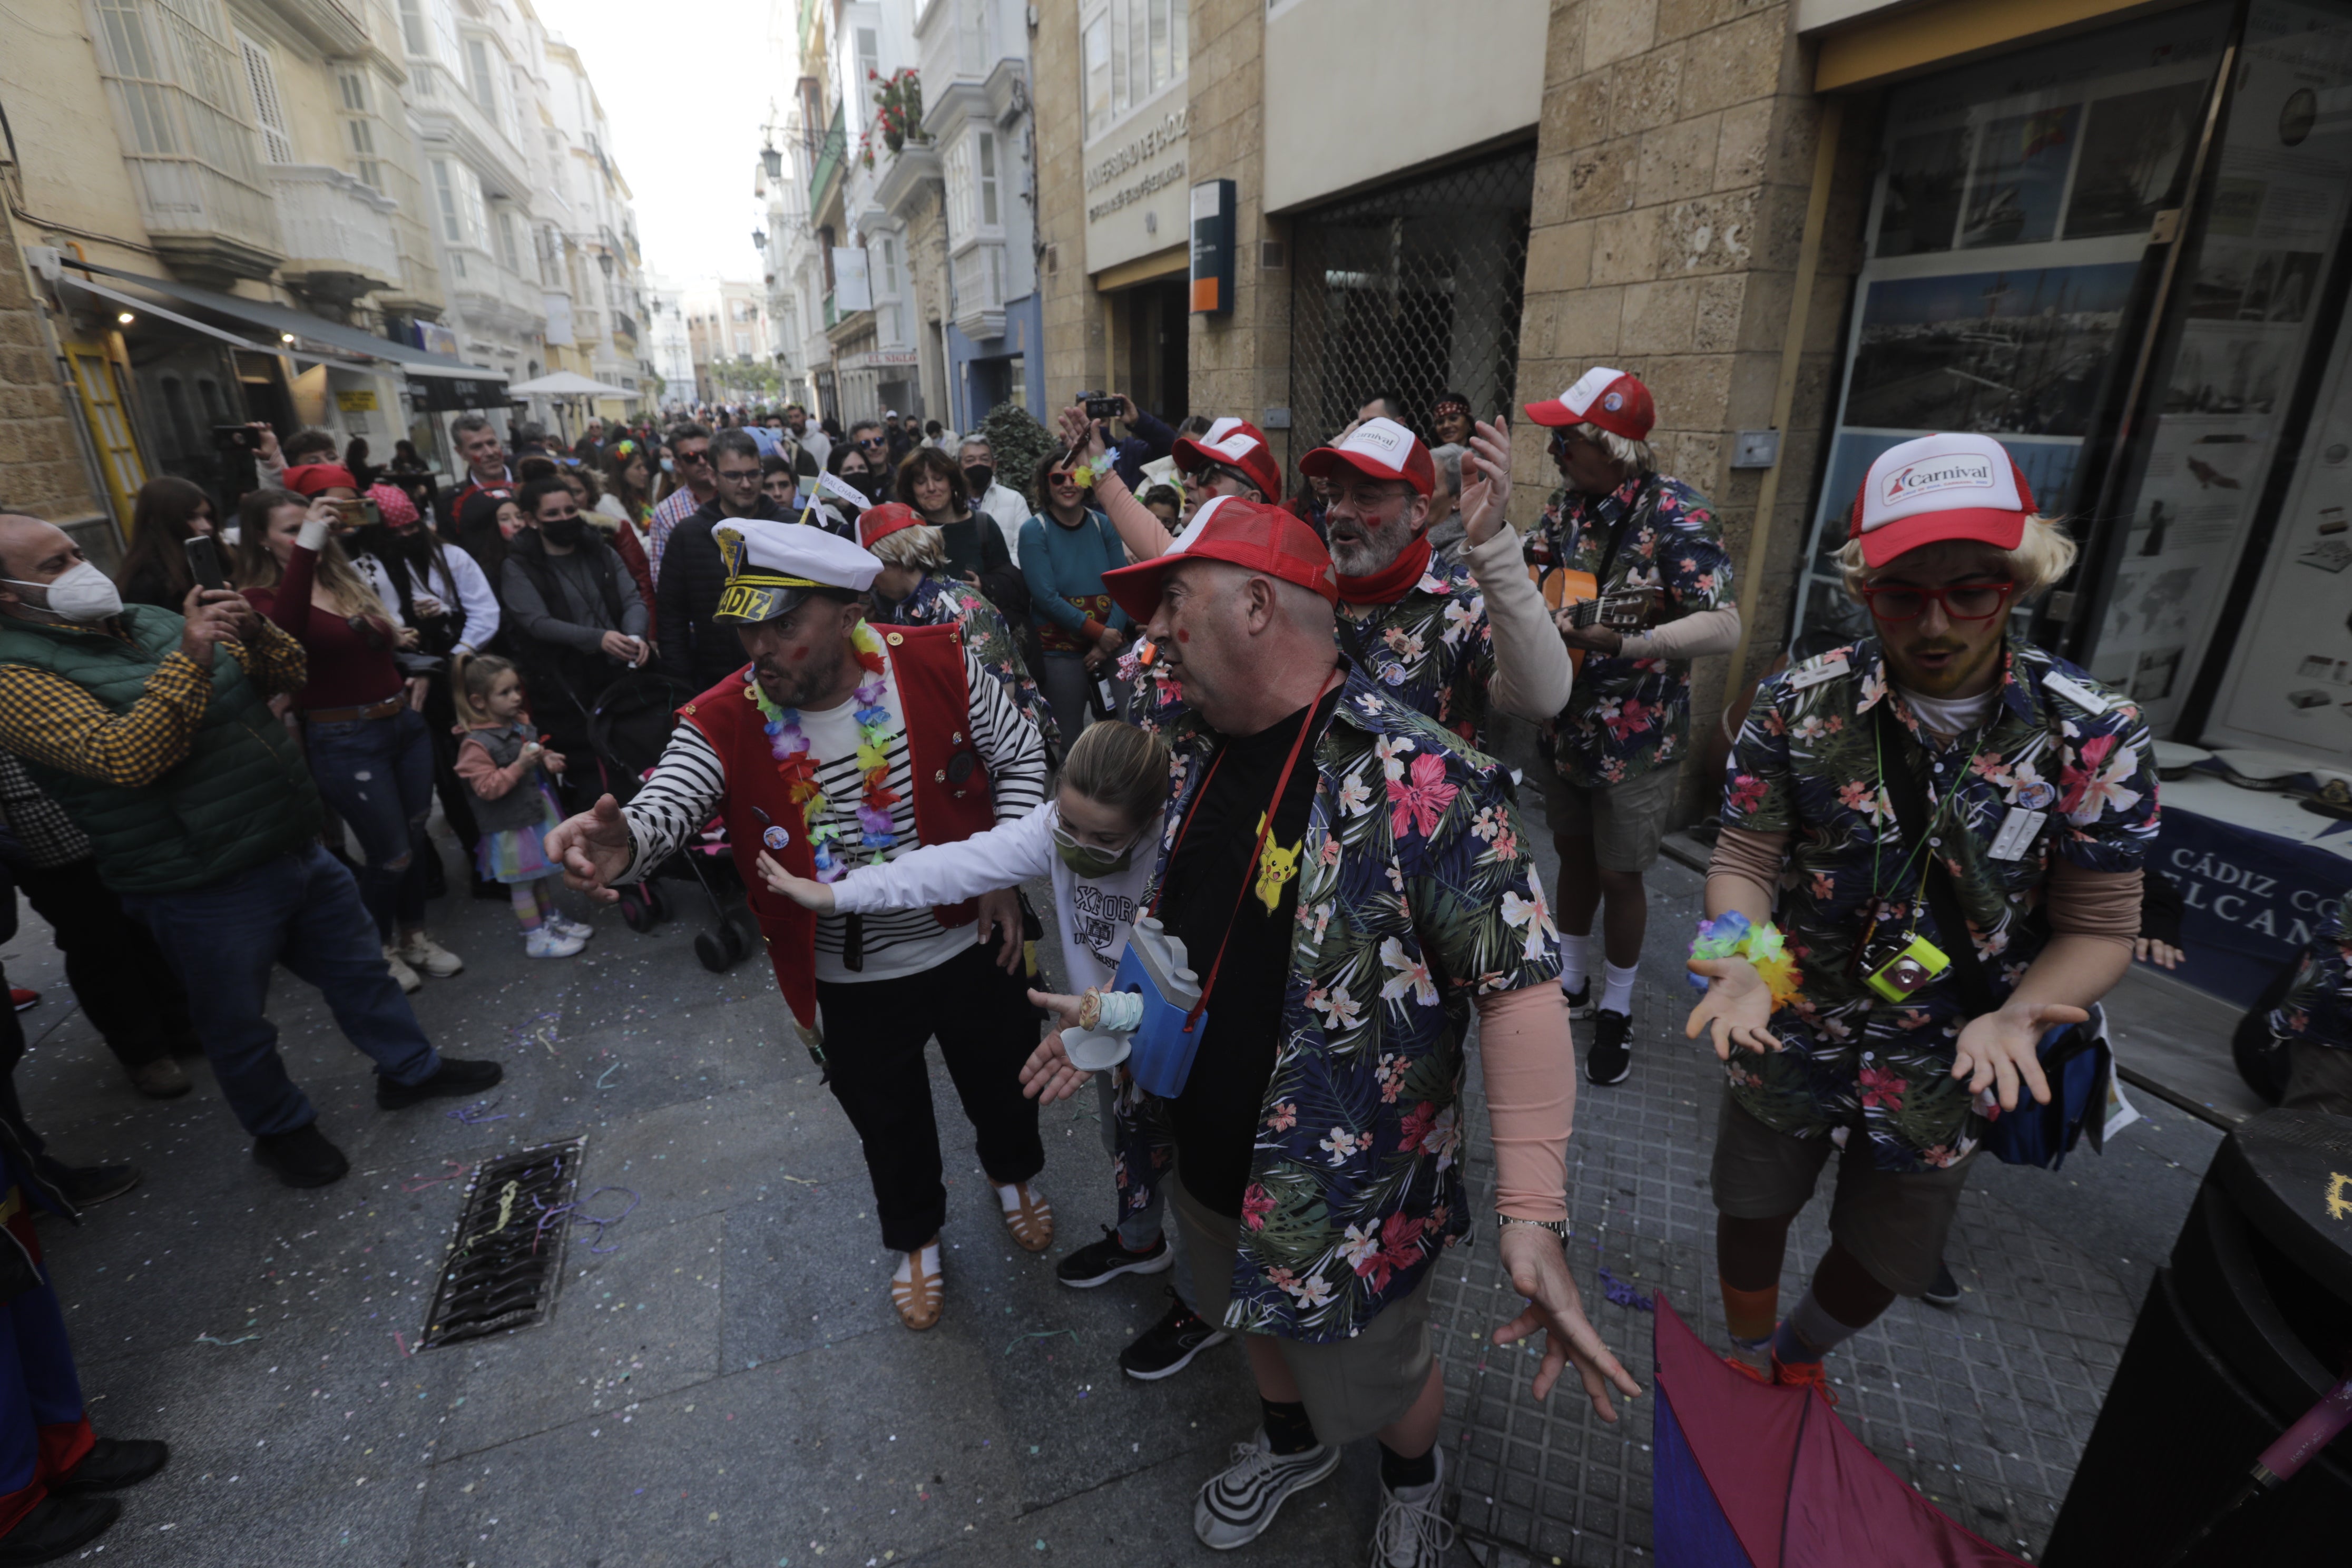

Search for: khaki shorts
xmin=1171 ymin=1176 xmax=1435 ymax=1448
xmin=1543 ymin=765 xmax=1680 ymax=874
xmin=1709 ymin=1093 xmax=1974 ymax=1300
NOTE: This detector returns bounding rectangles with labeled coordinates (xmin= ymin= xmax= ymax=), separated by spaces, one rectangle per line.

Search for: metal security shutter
xmin=236 ymin=32 xmax=293 ymax=164
xmin=1287 ymin=145 xmax=1535 ymax=459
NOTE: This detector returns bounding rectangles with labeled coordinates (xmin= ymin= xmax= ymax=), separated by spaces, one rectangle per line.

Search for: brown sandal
xmin=890 ymin=1243 xmax=942 ymax=1330
xmin=1001 ymin=1182 xmax=1054 ymax=1253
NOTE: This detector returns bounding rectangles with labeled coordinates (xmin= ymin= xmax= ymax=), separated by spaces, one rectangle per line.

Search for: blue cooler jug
xmin=1112 ymin=916 xmax=1205 ymax=1098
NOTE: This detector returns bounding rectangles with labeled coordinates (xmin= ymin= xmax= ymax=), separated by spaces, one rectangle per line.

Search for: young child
xmin=755 ymin=721 xmax=1228 ymax=1380
xmin=453 ymin=654 xmax=594 ymax=958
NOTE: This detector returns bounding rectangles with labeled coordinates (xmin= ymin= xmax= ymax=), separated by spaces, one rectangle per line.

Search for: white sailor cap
xmin=712 ymin=517 xmax=882 ymax=624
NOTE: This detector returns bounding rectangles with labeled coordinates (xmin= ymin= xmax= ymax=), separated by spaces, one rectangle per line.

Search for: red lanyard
xmin=1153 ymin=670 xmax=1339 ymax=1030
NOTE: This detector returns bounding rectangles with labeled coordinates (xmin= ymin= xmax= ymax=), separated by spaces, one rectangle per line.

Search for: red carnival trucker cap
xmin=1847 ymin=433 xmax=2034 ymax=569
xmin=1170 ymin=417 xmax=1285 ymax=502
xmin=1523 ymin=367 xmax=1656 ymax=442
xmin=1298 ymin=416 xmax=1436 ymax=497
xmin=1101 ymin=495 xmax=1337 ymax=624
xmin=856 ymin=501 xmax=923 ymax=550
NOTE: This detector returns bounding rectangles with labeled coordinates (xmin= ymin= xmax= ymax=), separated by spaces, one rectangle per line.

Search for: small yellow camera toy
xmin=1859 ymin=931 xmax=1952 ymax=1003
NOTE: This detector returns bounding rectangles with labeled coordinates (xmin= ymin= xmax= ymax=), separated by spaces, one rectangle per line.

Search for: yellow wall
xmin=0 ymin=15 xmax=158 ymax=276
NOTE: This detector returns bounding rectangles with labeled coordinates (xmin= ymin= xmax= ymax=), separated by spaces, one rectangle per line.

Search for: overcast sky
xmin=546 ymin=0 xmax=772 ymax=285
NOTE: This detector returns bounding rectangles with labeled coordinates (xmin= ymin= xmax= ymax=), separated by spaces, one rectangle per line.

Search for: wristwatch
xmin=1497 ymin=1214 xmax=1569 ymax=1241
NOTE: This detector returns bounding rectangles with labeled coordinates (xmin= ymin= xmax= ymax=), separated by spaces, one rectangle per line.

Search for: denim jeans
xmin=121 ymin=844 xmax=440 ymax=1137
xmin=303 ymin=705 xmax=435 ymax=942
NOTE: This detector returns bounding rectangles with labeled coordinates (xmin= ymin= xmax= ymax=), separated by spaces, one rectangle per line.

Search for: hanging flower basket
xmin=872 ymin=68 xmax=925 ymax=156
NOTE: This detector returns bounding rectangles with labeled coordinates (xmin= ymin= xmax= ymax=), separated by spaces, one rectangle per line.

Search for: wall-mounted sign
xmin=832 ymin=247 xmax=873 ymax=312
xmin=1083 ymin=95 xmax=1189 ymax=276
xmin=335 ymin=389 xmax=380 ymax=413
xmin=405 ymin=377 xmax=509 ymax=412
xmin=1189 ymin=179 xmax=1235 ymax=316
xmin=838 ymin=348 xmax=920 ymax=371
xmin=411 ymin=321 xmax=460 ymax=358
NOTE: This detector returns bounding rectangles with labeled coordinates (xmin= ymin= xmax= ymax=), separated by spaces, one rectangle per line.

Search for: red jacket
xmin=677 ymin=622 xmax=996 ymax=1027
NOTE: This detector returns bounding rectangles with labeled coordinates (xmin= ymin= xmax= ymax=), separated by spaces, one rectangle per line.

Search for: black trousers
xmin=815 ymin=938 xmax=1043 ymax=1252
xmin=12 ymin=858 xmax=194 ymax=1069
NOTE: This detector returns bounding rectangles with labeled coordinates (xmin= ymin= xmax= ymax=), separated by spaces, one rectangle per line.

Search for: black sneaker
xmin=1922 ymin=1261 xmax=1961 ymax=1308
xmin=1056 ymin=1224 xmax=1174 ymax=1289
xmin=252 ymin=1123 xmax=350 ymax=1189
xmin=1193 ymin=1428 xmax=1340 ymax=1549
xmin=1561 ymin=980 xmax=1595 ymax=1019
xmin=50 ymin=1438 xmax=169 ymax=1495
xmin=0 ymin=1495 xmax=119 ymax=1565
xmin=1121 ymin=1291 xmax=1230 ymax=1381
xmin=48 ymin=1165 xmax=141 ymax=1209
xmin=376 ymin=1057 xmax=504 ymax=1110
xmin=1585 ymin=1008 xmax=1632 ymax=1085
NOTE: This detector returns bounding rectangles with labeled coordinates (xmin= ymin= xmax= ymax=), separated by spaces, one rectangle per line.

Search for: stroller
xmin=577 ymin=669 xmax=766 ymax=973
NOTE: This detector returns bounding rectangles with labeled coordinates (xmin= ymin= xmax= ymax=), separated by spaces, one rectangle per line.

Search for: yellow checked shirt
xmin=0 ymin=618 xmax=307 ymax=787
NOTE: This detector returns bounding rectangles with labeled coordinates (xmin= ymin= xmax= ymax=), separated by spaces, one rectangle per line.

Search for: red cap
xmin=1846 ymin=433 xmax=2034 ymax=569
xmin=1298 ymin=417 xmax=1435 ymax=497
xmin=1170 ymin=418 xmax=1284 ymax=502
xmin=1101 ymin=496 xmax=1337 ymax=624
xmin=857 ymin=501 xmax=923 ymax=550
xmin=285 ymin=463 xmax=360 ymax=496
xmin=1523 ymin=367 xmax=1655 ymax=442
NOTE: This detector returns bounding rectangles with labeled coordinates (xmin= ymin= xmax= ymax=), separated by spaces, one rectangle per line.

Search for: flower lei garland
xmin=749 ymin=621 xmax=899 ymax=881
xmin=1687 ymin=910 xmax=1802 ymax=1010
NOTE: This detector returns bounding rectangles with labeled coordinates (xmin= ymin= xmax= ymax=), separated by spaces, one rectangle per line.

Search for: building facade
xmin=1 ymin=0 xmax=649 ymax=540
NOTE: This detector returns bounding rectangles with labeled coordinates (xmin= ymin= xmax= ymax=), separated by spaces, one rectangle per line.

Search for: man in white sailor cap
xmin=545 ymin=517 xmax=1054 ymax=1331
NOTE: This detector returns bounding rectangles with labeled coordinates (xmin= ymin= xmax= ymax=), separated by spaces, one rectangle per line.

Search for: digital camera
xmin=1859 ymin=930 xmax=1952 ymax=1003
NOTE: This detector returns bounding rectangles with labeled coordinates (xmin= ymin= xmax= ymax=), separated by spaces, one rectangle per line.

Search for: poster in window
xmin=2063 ymin=81 xmax=2207 ymax=238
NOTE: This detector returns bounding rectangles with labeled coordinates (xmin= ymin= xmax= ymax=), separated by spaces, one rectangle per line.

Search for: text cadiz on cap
xmin=1298 ymin=417 xmax=1436 ymax=497
xmin=1100 ymin=495 xmax=1337 ymax=624
xmin=1847 ymin=433 xmax=2034 ymax=569
xmin=1523 ymin=367 xmax=1655 ymax=442
xmin=1170 ymin=418 xmax=1285 ymax=502
xmin=712 ymin=517 xmax=881 ymax=624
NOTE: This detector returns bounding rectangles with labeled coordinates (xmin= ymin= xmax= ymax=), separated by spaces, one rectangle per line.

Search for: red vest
xmin=678 ymin=622 xmax=997 ymax=1027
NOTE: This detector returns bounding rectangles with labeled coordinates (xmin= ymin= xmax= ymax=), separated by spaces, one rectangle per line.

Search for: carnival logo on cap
xmin=1350 ymin=421 xmax=1406 ymax=456
xmin=1603 ymin=391 xmax=1624 ymax=411
xmin=1880 ymin=455 xmax=1996 ymax=507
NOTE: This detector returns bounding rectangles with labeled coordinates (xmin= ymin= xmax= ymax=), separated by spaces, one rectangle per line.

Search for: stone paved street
xmin=0 ymin=746 xmax=2225 ymax=1565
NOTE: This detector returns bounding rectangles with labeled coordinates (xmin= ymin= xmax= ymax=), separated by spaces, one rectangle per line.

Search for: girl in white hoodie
xmin=756 ymin=721 xmax=1230 ymax=1379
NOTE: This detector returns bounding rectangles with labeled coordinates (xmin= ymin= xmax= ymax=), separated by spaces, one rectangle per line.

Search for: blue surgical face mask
xmin=661 ymin=457 xmax=675 ymax=474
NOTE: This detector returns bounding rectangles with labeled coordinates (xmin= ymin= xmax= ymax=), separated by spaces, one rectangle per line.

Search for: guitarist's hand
xmin=1553 ymin=609 xmax=1624 ymax=656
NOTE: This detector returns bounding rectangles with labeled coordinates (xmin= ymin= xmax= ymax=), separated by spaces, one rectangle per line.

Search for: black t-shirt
xmin=1159 ymin=687 xmax=1340 ymax=1217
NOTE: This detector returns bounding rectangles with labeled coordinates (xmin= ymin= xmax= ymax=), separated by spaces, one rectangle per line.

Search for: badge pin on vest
xmin=1111 ymin=917 xmax=1205 ymax=1099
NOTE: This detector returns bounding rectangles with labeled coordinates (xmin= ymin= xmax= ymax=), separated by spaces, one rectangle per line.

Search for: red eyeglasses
xmin=1860 ymin=579 xmax=2018 ymax=623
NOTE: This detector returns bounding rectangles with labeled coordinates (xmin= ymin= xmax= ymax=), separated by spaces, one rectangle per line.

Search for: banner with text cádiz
xmin=2157 ymin=807 xmax=2352 ymax=1007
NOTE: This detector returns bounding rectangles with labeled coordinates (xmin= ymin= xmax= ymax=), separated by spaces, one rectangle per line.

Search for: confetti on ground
xmin=1003 ymin=1329 xmax=1077 ymax=1356
xmin=447 ymin=1097 xmax=509 ymax=1126
xmin=1597 ymin=1265 xmax=1654 ymax=1312
xmin=195 ymin=1333 xmax=261 ymax=1347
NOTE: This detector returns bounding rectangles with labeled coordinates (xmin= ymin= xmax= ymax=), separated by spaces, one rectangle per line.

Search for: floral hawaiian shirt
xmin=1338 ymin=552 xmax=1498 ymax=752
xmin=1719 ymin=635 xmax=2158 ymax=1172
xmin=2272 ymin=888 xmax=2352 ymax=1050
xmin=874 ymin=573 xmax=1060 ymax=756
xmin=1109 ymin=665 xmax=1561 ymax=1342
xmin=1522 ymin=473 xmax=1733 ymax=788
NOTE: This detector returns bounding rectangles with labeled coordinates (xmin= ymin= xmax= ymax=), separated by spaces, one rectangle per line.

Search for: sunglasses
xmin=1860 ymin=580 xmax=2018 ymax=623
xmin=856 ymin=436 xmax=887 ymax=448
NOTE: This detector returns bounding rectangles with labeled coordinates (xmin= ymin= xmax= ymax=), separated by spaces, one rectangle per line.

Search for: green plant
xmin=871 ymin=67 xmax=924 ymax=153
xmin=978 ymin=401 xmax=1055 ymax=509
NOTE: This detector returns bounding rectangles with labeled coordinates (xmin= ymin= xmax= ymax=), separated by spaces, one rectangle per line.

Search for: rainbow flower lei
xmin=1687 ymin=910 xmax=1802 ymax=1010
xmin=749 ymin=621 xmax=900 ymax=881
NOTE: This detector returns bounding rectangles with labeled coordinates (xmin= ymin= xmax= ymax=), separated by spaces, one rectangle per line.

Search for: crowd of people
xmin=0 ymin=364 xmax=2340 ymax=1565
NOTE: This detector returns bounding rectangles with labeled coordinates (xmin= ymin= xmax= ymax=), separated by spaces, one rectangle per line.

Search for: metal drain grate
xmin=420 ymin=1139 xmax=586 ymax=1349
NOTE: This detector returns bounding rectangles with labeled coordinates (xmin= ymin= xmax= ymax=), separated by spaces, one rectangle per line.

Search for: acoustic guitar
xmin=1529 ymin=567 xmax=1657 ymax=672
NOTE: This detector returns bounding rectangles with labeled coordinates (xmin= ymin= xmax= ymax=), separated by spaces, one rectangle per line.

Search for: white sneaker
xmin=381 ymin=945 xmax=423 ymax=993
xmin=396 ymin=930 xmax=465 ymax=977
xmin=547 ymin=913 xmax=593 ymax=941
xmin=525 ymin=927 xmax=586 ymax=959
xmin=1193 ymin=1428 xmax=1340 ymax=1550
xmin=1371 ymin=1447 xmax=1454 ymax=1566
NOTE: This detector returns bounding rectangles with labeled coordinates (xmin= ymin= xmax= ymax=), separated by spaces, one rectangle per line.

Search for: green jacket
xmin=0 ymin=607 xmax=322 ymax=894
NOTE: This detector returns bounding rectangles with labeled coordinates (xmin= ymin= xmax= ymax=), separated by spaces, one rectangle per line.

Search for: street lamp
xmin=761 ymin=142 xmax=783 ymax=180
xmin=753 ymin=229 xmax=768 ymax=251
xmin=597 ymin=251 xmax=614 ymax=281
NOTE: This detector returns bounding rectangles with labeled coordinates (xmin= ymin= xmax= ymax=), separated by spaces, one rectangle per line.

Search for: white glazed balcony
xmin=268 ymin=165 xmax=401 ymax=302
xmin=951 ymin=240 xmax=1006 ymax=342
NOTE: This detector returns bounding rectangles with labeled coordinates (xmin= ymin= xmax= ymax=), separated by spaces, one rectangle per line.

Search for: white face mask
xmin=4 ymin=561 xmax=124 ymax=624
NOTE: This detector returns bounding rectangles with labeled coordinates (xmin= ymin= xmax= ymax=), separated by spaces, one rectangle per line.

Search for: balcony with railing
xmin=612 ymin=310 xmax=639 ymax=346
xmin=808 ymin=106 xmax=846 ymax=215
xmin=269 ymin=165 xmax=400 ymax=303
xmin=403 ymin=59 xmax=531 ymax=196
xmin=441 ymin=244 xmax=546 ymax=335
xmin=951 ymin=241 xmax=1006 ymax=342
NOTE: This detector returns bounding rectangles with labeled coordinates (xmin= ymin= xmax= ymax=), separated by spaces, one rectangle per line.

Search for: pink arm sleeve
xmin=454 ymin=736 xmax=527 ymax=801
xmin=1090 ymin=471 xmax=1175 ymax=562
xmin=1474 ymin=984 xmax=1576 ymax=1222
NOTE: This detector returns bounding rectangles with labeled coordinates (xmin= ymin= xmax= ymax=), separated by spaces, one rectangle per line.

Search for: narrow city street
xmin=2 ymin=725 xmax=2226 ymax=1565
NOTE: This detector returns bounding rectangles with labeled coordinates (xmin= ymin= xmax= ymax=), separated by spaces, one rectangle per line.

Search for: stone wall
xmin=1030 ymin=13 xmax=1102 ymax=411
xmin=0 ymin=204 xmax=103 ymax=527
xmin=1511 ymin=0 xmax=1873 ymax=808
xmin=1184 ymin=0 xmax=1289 ymax=467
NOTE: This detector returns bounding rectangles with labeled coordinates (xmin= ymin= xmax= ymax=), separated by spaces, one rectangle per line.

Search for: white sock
xmin=891 ymin=1241 xmax=940 ymax=1286
xmin=1600 ymin=959 xmax=1639 ymax=1017
xmin=994 ymin=1181 xmax=1025 ymax=1214
xmin=1559 ymin=933 xmax=1591 ymax=994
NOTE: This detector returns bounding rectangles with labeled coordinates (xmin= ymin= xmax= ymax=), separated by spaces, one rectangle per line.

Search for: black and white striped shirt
xmin=620 ymin=645 xmax=1047 ymax=983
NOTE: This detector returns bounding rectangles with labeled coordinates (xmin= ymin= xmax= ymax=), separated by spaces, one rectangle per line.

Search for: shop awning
xmin=68 ymin=261 xmax=505 ymax=388
xmin=507 ymin=370 xmax=630 ymax=397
